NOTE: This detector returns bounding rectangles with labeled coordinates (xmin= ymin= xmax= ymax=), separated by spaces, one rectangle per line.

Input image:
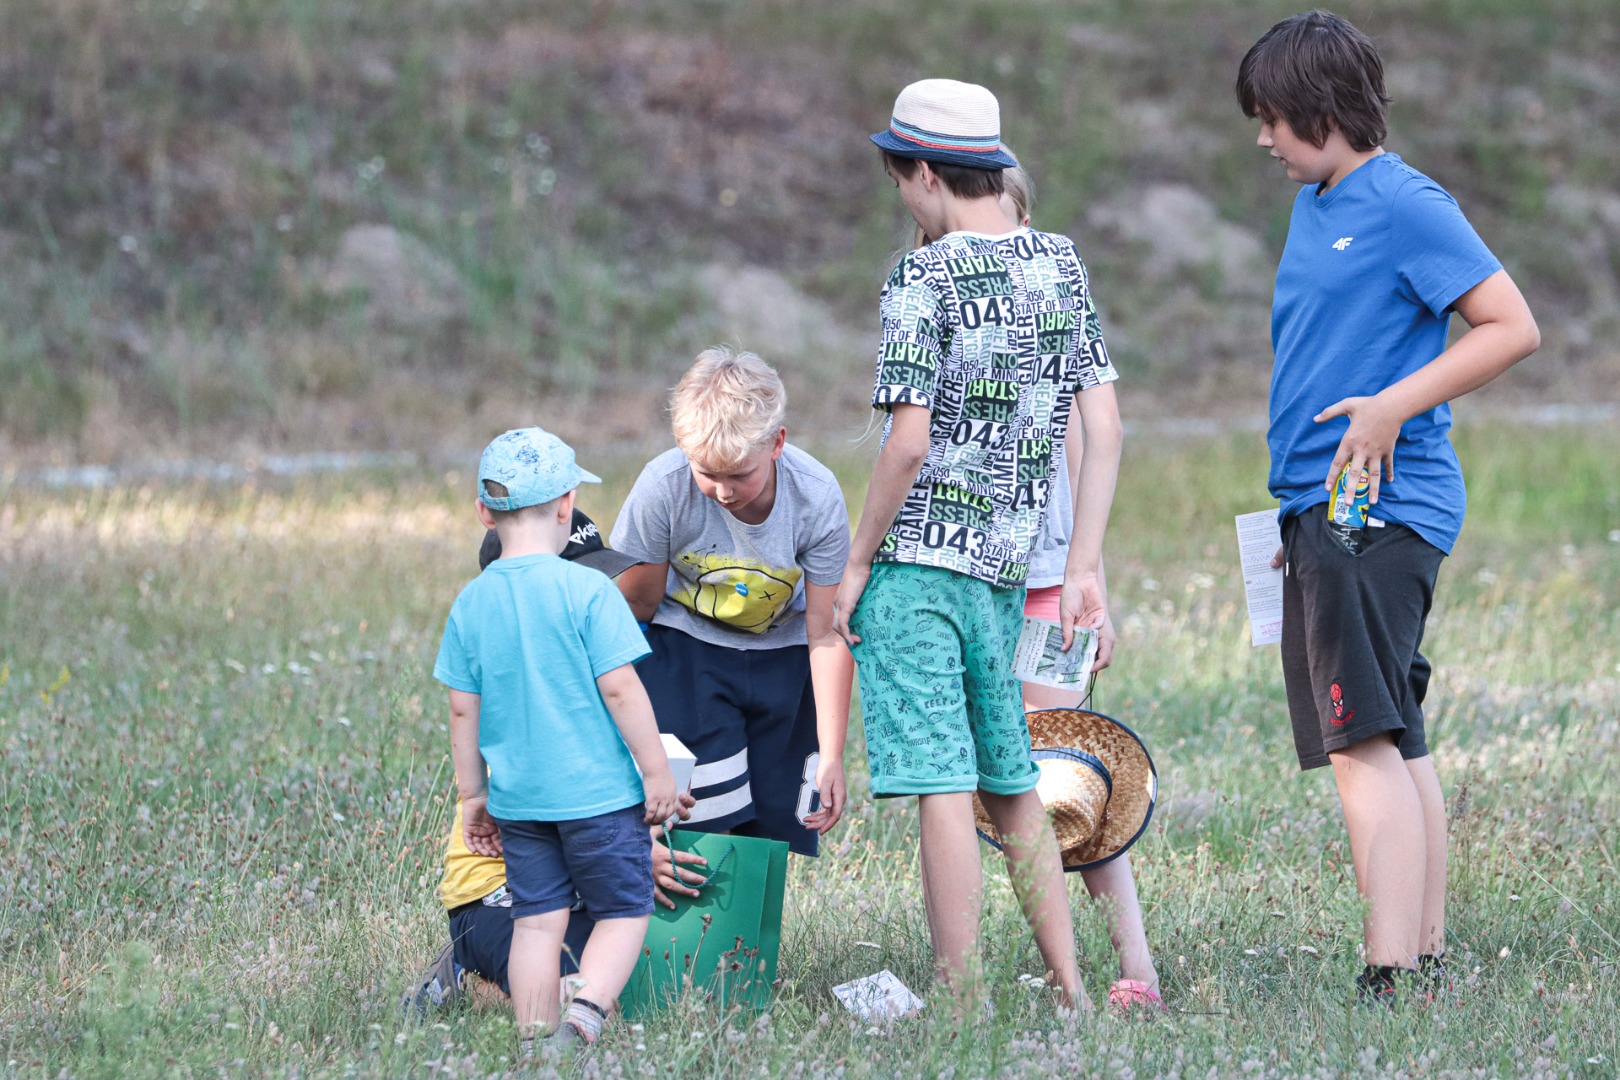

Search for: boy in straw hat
xmin=834 ymin=78 xmax=1124 ymax=1013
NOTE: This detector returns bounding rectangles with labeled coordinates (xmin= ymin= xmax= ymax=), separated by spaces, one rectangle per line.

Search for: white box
xmin=661 ymin=732 xmax=696 ymax=795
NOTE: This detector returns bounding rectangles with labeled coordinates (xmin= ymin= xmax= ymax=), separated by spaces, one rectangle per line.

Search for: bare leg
xmin=1405 ymin=755 xmax=1448 ymax=955
xmin=1079 ymin=855 xmax=1158 ymax=987
xmin=978 ymin=788 xmax=1089 ymax=1010
xmin=916 ymin=792 xmax=985 ymax=1006
xmin=1025 ymin=681 xmax=1157 ymax=990
xmin=508 ymin=908 xmax=571 ymax=1036
xmin=1328 ymin=735 xmax=1426 ymax=968
xmin=565 ymin=915 xmax=651 ymax=1018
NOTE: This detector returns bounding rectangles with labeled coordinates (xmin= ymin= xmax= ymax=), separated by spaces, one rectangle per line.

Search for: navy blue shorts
xmin=637 ymin=625 xmax=822 ymax=855
xmin=1280 ymin=511 xmax=1445 ymax=770
xmin=495 ymin=805 xmax=654 ymax=920
xmin=449 ymin=896 xmax=594 ymax=994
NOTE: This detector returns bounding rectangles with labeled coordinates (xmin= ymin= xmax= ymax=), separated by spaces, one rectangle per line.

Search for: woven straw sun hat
xmin=974 ymin=708 xmax=1157 ymax=871
xmin=870 ymin=78 xmax=1019 ymax=170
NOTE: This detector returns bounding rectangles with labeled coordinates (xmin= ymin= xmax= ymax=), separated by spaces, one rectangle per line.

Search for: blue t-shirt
xmin=1269 ymin=153 xmax=1501 ymax=554
xmin=434 ymin=553 xmax=651 ymax=821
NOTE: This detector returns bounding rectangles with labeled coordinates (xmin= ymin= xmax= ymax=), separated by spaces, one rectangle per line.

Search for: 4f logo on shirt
xmin=1331 ymin=237 xmax=1354 ymax=251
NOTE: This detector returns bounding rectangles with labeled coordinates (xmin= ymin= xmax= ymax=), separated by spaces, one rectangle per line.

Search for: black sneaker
xmin=1418 ymin=952 xmax=1457 ymax=1002
xmin=1354 ymin=964 xmax=1423 ymax=1008
xmin=400 ymin=943 xmax=464 ymax=1017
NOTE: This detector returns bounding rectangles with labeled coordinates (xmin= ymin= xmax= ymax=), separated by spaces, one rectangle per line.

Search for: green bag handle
xmin=657 ymin=823 xmax=735 ymax=890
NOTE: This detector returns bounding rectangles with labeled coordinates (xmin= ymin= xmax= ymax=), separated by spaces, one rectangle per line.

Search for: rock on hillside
xmin=320 ymin=225 xmax=469 ymax=334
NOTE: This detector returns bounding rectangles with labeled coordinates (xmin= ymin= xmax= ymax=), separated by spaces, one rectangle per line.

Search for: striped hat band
xmin=870 ymin=78 xmax=1019 ymax=170
xmin=886 ymin=117 xmax=1004 ymax=157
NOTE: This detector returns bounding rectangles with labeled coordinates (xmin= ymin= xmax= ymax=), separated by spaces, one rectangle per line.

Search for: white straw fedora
xmin=974 ymin=708 xmax=1157 ymax=871
xmin=870 ymin=78 xmax=1019 ymax=170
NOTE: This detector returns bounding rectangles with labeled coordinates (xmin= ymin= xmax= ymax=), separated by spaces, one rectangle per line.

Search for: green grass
xmin=2 ymin=423 xmax=1618 ymax=1076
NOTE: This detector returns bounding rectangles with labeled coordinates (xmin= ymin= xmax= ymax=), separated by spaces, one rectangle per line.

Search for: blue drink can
xmin=1328 ymin=465 xmax=1371 ymax=529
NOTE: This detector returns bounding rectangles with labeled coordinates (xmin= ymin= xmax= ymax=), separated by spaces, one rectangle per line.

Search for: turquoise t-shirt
xmin=1269 ymin=153 xmax=1501 ymax=554
xmin=434 ymin=553 xmax=651 ymax=821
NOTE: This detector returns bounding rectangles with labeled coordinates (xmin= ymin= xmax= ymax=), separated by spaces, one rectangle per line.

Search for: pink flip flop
xmin=1107 ymin=979 xmax=1166 ymax=1016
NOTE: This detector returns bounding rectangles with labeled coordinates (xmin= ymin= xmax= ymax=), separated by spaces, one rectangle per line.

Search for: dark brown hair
xmin=1236 ymin=10 xmax=1391 ymax=152
xmin=882 ymin=150 xmax=1006 ymax=200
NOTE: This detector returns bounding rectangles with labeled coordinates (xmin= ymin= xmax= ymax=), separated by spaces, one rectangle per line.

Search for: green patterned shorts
xmin=850 ymin=562 xmax=1039 ymax=797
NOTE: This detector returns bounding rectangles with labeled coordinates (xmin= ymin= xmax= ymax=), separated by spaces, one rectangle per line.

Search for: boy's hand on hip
xmin=462 ymin=796 xmax=503 ymax=859
xmin=650 ymin=826 xmax=708 ymax=909
xmin=832 ymin=562 xmax=872 ymax=647
xmin=803 ymin=757 xmax=847 ymax=834
xmin=641 ymin=768 xmax=680 ymax=826
xmin=1316 ymin=392 xmax=1402 ymax=505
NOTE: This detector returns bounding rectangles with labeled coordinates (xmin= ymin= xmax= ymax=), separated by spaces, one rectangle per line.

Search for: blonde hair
xmin=670 ymin=346 xmax=787 ymax=469
xmin=1001 ymin=160 xmax=1034 ymax=224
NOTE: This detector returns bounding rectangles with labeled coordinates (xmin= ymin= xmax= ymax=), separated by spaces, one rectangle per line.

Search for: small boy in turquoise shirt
xmin=434 ymin=427 xmax=679 ymax=1052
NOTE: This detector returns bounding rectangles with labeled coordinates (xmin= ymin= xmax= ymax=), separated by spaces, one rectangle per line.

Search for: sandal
xmin=1107 ymin=978 xmax=1165 ymax=1015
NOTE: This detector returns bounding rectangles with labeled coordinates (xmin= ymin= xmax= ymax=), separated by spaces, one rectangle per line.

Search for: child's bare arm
xmin=615 ymin=562 xmax=670 ymax=623
xmin=1059 ymin=410 xmax=1116 ymax=671
xmin=1062 ymin=382 xmax=1123 ymax=651
xmin=802 ymin=582 xmax=852 ymax=833
xmin=595 ymin=663 xmax=679 ymax=824
xmin=449 ymin=689 xmax=502 ymax=858
xmin=1315 ymin=268 xmax=1539 ymax=503
xmin=833 ymin=402 xmax=932 ymax=646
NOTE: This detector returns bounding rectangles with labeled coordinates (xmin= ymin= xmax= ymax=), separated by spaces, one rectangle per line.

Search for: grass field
xmin=2 ymin=423 xmax=1618 ymax=1077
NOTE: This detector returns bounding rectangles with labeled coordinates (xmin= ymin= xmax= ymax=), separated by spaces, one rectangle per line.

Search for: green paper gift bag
xmin=621 ymin=830 xmax=789 ymax=1018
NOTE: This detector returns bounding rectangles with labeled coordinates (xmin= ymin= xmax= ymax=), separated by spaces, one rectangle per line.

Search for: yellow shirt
xmin=438 ymin=798 xmax=508 ymax=910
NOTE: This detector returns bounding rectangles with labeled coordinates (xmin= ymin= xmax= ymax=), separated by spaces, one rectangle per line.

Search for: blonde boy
xmin=612 ymin=348 xmax=853 ymax=884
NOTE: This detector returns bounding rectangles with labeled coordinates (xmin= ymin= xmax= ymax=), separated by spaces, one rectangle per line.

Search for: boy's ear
xmin=916 ymin=160 xmax=938 ymax=191
xmin=557 ymin=488 xmax=577 ymax=523
xmin=475 ymin=497 xmax=498 ymax=531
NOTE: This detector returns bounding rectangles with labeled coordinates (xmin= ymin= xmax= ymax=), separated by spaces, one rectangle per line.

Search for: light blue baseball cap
xmin=477 ymin=427 xmax=601 ymax=511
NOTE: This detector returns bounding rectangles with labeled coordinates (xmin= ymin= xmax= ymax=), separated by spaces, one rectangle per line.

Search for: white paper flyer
xmin=1235 ymin=510 xmax=1284 ymax=646
xmin=832 ymin=970 xmax=924 ymax=1022
xmin=1012 ymin=616 xmax=1098 ymax=688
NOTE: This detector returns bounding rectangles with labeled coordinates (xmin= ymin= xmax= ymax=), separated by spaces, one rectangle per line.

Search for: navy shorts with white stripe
xmin=637 ymin=624 xmax=822 ymax=855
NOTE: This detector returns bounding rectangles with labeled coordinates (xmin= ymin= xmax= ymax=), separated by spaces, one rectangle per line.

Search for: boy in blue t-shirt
xmin=434 ymin=427 xmax=680 ymax=1052
xmin=1236 ymin=11 xmax=1539 ymax=1003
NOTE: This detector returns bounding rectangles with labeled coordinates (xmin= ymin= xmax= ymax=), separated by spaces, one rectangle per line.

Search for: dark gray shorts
xmin=1280 ymin=511 xmax=1445 ymax=771
xmin=495 ymin=805 xmax=654 ymax=920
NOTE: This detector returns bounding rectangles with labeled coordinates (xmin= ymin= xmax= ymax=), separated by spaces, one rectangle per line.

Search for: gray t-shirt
xmin=1025 ymin=445 xmax=1073 ymax=590
xmin=610 ymin=444 xmax=851 ymax=650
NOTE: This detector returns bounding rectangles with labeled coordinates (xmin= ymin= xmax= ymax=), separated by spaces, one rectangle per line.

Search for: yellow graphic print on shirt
xmin=671 ymin=551 xmax=803 ymax=634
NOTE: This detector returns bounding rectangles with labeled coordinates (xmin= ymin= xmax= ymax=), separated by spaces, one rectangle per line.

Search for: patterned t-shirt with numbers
xmin=871 ymin=226 xmax=1118 ymax=588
